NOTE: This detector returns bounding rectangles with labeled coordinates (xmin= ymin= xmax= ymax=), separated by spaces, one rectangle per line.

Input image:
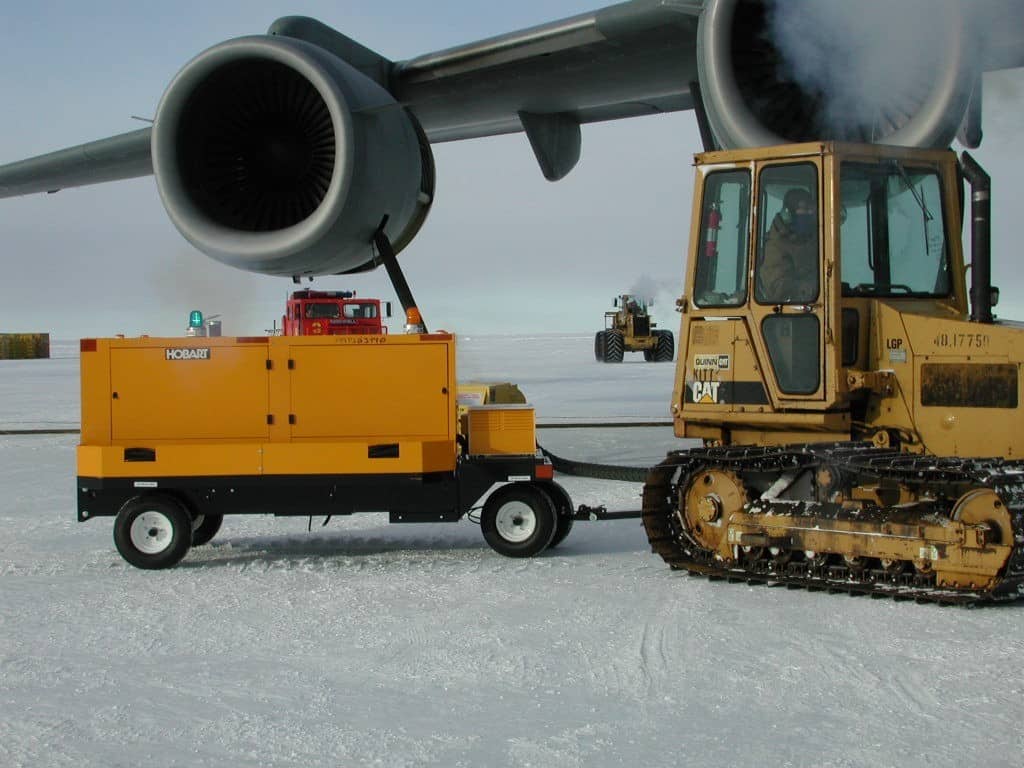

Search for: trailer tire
xmin=191 ymin=513 xmax=224 ymax=547
xmin=482 ymin=484 xmax=558 ymax=558
xmin=594 ymin=331 xmax=606 ymax=361
xmin=604 ymin=331 xmax=624 ymax=363
xmin=113 ymin=495 xmax=193 ymax=570
xmin=655 ymin=330 xmax=674 ymax=362
xmin=538 ymin=481 xmax=575 ymax=549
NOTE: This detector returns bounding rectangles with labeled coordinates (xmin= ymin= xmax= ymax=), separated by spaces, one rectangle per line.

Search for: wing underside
xmin=0 ymin=129 xmax=152 ymax=199
xmin=0 ymin=2 xmax=701 ymax=198
xmin=1 ymin=0 xmax=1023 ymax=200
xmin=395 ymin=2 xmax=701 ymax=142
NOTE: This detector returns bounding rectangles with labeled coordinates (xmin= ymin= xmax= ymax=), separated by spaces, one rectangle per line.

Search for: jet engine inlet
xmin=152 ymin=35 xmax=434 ymax=277
xmin=176 ymin=60 xmax=336 ymax=233
xmin=698 ymin=0 xmax=977 ymax=149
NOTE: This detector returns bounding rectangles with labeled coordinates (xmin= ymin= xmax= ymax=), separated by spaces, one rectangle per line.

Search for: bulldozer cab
xmin=676 ymin=142 xmax=968 ymax=446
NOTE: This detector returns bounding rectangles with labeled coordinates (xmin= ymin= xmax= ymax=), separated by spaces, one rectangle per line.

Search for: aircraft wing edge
xmin=0 ymin=128 xmax=152 ymax=199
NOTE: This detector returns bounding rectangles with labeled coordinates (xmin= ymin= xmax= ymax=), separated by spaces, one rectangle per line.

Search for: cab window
xmin=306 ymin=303 xmax=340 ymax=319
xmin=762 ymin=315 xmax=821 ymax=395
xmin=693 ymin=170 xmax=751 ymax=308
xmin=755 ymin=164 xmax=820 ymax=305
xmin=343 ymin=303 xmax=378 ymax=319
xmin=840 ymin=162 xmax=950 ymax=297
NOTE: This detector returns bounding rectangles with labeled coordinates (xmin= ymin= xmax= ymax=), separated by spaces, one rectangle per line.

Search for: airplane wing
xmin=0 ymin=2 xmax=700 ymax=198
xmin=393 ymin=2 xmax=702 ymax=143
xmin=0 ymin=0 xmax=1020 ymax=279
xmin=3 ymin=0 xmax=1023 ymax=197
xmin=0 ymin=129 xmax=152 ymax=199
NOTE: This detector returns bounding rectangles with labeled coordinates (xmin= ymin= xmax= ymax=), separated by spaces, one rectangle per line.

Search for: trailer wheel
xmin=113 ymin=495 xmax=192 ymax=569
xmin=538 ymin=481 xmax=575 ymax=549
xmin=594 ymin=331 xmax=606 ymax=361
xmin=482 ymin=484 xmax=557 ymax=557
xmin=191 ymin=513 xmax=224 ymax=547
xmin=604 ymin=330 xmax=624 ymax=363
xmin=654 ymin=330 xmax=674 ymax=362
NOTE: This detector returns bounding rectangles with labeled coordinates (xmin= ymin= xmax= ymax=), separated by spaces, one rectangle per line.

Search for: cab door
xmin=750 ymin=160 xmax=828 ymax=403
xmin=680 ymin=166 xmax=751 ymax=415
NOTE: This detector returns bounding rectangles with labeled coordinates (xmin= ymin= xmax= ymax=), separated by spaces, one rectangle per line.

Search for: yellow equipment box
xmin=464 ymin=405 xmax=536 ymax=456
xmin=79 ymin=333 xmax=457 ymax=478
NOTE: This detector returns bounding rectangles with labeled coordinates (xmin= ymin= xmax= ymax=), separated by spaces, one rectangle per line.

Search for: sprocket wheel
xmin=951 ymin=488 xmax=1014 ymax=547
xmin=678 ymin=468 xmax=748 ymax=558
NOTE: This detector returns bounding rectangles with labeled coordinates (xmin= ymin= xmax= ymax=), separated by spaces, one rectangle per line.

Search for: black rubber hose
xmin=538 ymin=444 xmax=651 ymax=483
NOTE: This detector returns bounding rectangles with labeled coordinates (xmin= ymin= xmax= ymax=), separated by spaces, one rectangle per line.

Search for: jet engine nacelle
xmin=697 ymin=0 xmax=978 ymax=150
xmin=152 ymin=35 xmax=434 ymax=277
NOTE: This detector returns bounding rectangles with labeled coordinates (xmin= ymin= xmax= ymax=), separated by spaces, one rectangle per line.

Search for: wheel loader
xmin=640 ymin=141 xmax=1024 ymax=604
xmin=594 ymin=294 xmax=674 ymax=363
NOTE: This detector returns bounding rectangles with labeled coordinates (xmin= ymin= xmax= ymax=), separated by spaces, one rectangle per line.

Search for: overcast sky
xmin=0 ymin=1 xmax=1021 ymax=339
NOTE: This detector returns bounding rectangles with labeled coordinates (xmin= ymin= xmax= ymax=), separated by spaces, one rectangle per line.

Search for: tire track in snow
xmin=638 ymin=618 xmax=669 ymax=699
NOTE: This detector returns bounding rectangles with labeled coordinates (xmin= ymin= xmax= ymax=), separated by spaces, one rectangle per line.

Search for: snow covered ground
xmin=1 ymin=335 xmax=1022 ymax=768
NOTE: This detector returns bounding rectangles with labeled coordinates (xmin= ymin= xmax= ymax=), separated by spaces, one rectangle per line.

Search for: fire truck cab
xmin=282 ymin=290 xmax=391 ymax=336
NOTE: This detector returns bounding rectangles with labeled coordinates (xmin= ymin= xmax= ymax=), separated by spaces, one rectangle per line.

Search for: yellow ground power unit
xmin=77 ymin=333 xmax=574 ymax=568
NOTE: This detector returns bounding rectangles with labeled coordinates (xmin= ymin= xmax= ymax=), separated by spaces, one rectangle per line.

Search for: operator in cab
xmin=758 ymin=187 xmax=819 ymax=304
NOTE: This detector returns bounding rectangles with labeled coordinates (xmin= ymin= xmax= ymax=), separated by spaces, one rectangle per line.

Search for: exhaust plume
xmin=628 ymin=275 xmax=662 ymax=305
xmin=765 ymin=0 xmax=971 ymax=142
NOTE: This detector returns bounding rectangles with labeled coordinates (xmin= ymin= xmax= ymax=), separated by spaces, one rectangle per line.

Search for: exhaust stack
xmin=960 ymin=152 xmax=994 ymax=324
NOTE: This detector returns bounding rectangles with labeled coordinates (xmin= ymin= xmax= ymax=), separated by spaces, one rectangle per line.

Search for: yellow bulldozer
xmin=638 ymin=141 xmax=1024 ymax=604
xmin=594 ymin=294 xmax=674 ymax=363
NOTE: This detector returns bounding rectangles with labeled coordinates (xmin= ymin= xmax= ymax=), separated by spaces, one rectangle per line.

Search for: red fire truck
xmin=282 ymin=290 xmax=391 ymax=336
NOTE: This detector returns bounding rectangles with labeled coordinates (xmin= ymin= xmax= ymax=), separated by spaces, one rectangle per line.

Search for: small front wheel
xmin=481 ymin=484 xmax=557 ymax=558
xmin=113 ymin=495 xmax=193 ymax=569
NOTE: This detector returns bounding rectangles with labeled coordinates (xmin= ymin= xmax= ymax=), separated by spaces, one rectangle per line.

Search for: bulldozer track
xmin=640 ymin=446 xmax=1024 ymax=605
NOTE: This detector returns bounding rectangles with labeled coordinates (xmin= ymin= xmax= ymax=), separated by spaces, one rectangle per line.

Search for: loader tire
xmin=655 ymin=330 xmax=674 ymax=362
xmin=604 ymin=331 xmax=624 ymax=363
xmin=594 ymin=331 xmax=606 ymax=362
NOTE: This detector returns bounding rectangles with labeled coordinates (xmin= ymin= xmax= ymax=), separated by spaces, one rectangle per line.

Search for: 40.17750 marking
xmin=932 ymin=332 xmax=990 ymax=349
